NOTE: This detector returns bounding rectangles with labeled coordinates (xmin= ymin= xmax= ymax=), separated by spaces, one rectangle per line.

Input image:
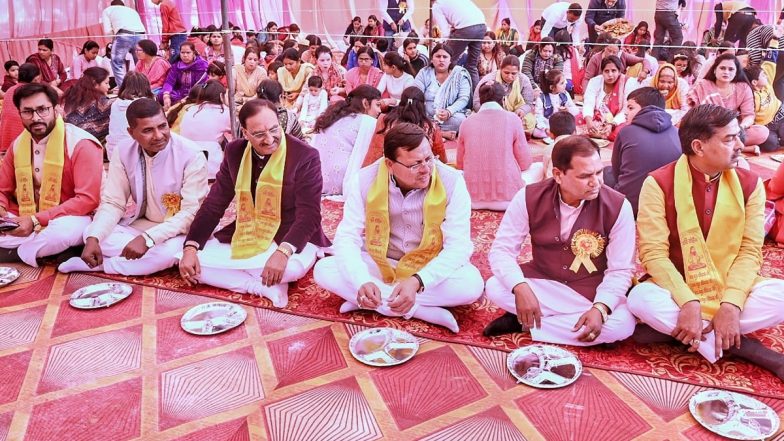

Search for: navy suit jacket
xmin=185 ymin=135 xmax=331 ymax=252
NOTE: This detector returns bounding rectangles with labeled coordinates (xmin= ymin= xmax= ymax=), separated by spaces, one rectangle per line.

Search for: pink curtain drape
xmin=1 ymin=0 xmax=782 ymax=72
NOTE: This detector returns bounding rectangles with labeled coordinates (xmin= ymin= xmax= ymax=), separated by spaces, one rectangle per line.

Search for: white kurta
xmin=188 ymin=240 xmax=319 ymax=308
xmin=0 ymin=215 xmax=91 ymax=267
xmin=485 ymin=187 xmax=638 ymax=346
xmin=628 ymin=279 xmax=784 ymax=363
xmin=313 ymin=161 xmax=484 ymax=332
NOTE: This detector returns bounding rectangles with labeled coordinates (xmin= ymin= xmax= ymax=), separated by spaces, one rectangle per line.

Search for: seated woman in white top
xmin=106 ymin=71 xmax=154 ymax=157
xmin=169 ymin=80 xmax=231 ymax=178
xmin=376 ymin=52 xmax=415 ymax=107
xmin=309 ymin=85 xmax=382 ymax=196
xmin=582 ymin=55 xmax=632 ymax=140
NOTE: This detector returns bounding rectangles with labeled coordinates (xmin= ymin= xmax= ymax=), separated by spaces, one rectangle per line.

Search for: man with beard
xmin=58 ymin=98 xmax=208 ymax=276
xmin=628 ymin=104 xmax=784 ymax=381
xmin=0 ymin=83 xmax=103 ymax=265
xmin=483 ymin=136 xmax=637 ymax=346
xmin=314 ymin=123 xmax=484 ymax=333
xmin=179 ymin=99 xmax=330 ymax=307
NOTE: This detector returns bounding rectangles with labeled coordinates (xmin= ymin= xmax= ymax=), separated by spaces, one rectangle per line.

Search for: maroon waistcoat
xmin=520 ymin=179 xmax=626 ymax=301
xmin=647 ymin=161 xmax=758 ymax=279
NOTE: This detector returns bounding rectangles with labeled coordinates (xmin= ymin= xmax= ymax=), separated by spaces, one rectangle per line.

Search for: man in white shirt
xmin=483 ymin=136 xmax=637 ymax=346
xmin=381 ymin=0 xmax=415 ymax=38
xmin=101 ymin=0 xmax=146 ymax=87
xmin=540 ymin=2 xmax=584 ymax=44
xmin=314 ymin=123 xmax=484 ymax=333
xmin=59 ymin=98 xmax=208 ymax=276
xmin=431 ymin=0 xmax=487 ymax=93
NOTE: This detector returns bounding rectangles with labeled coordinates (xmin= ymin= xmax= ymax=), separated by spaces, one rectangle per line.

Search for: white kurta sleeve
xmin=333 ymin=174 xmax=375 ymax=288
xmin=416 ymin=174 xmax=474 ymax=288
xmin=488 ymin=189 xmax=530 ymax=292
xmin=85 ymin=148 xmax=133 ymax=242
xmin=593 ymin=199 xmax=636 ymax=312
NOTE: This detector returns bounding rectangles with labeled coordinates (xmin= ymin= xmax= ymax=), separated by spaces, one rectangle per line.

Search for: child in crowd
xmin=745 ymin=64 xmax=784 ymax=152
xmin=298 ymin=76 xmax=329 ymax=131
xmin=542 ymin=111 xmax=577 ymax=179
xmin=534 ymin=69 xmax=579 ymax=143
xmin=267 ymin=61 xmax=283 ymax=82
xmin=2 ymin=61 xmax=18 ymax=92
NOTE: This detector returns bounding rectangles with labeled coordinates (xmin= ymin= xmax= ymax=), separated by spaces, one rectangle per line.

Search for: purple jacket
xmin=161 ymin=57 xmax=209 ymax=102
xmin=185 ymin=135 xmax=331 ymax=252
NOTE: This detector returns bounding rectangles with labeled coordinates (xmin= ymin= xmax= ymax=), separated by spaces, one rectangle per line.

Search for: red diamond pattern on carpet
xmin=255 ymin=308 xmax=319 ymax=335
xmin=262 ymin=376 xmax=383 ymax=441
xmin=418 ymin=406 xmax=528 ymax=441
xmin=516 ymin=372 xmax=653 ymax=441
xmin=155 ymin=289 xmax=216 ymax=314
xmin=611 ymin=372 xmax=706 ymax=423
xmin=24 ymin=378 xmax=142 ymax=441
xmin=266 ymin=326 xmax=347 ymax=389
xmin=0 ymin=350 xmax=32 ymax=405
xmin=37 ymin=325 xmax=142 ymax=394
xmin=0 ymin=411 xmax=11 ymax=441
xmin=49 ymin=285 xmax=142 ymax=338
xmin=170 ymin=417 xmax=252 ymax=441
xmin=158 ymin=346 xmax=264 ymax=430
xmin=0 ymin=275 xmax=54 ymax=308
xmin=467 ymin=346 xmax=519 ymax=391
xmin=371 ymin=346 xmax=488 ymax=430
xmin=0 ymin=305 xmax=46 ymax=351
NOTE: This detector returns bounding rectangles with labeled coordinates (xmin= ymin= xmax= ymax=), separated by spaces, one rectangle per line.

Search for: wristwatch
xmin=142 ymin=232 xmax=155 ymax=248
xmin=31 ymin=215 xmax=42 ymax=233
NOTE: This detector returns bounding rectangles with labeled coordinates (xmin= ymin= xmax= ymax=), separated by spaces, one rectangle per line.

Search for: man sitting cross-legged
xmin=0 ymin=83 xmax=103 ymax=266
xmin=314 ymin=123 xmax=484 ymax=333
xmin=179 ymin=99 xmax=330 ymax=307
xmin=628 ymin=104 xmax=784 ymax=380
xmin=59 ymin=98 xmax=208 ymax=275
xmin=483 ymin=135 xmax=637 ymax=346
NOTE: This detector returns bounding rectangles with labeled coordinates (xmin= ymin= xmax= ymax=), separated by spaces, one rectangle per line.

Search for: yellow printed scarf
xmin=497 ymin=70 xmax=524 ymax=113
xmin=365 ymin=160 xmax=446 ymax=284
xmin=674 ymin=155 xmax=745 ymax=318
xmin=14 ymin=117 xmax=66 ymax=216
xmin=230 ymin=136 xmax=287 ymax=259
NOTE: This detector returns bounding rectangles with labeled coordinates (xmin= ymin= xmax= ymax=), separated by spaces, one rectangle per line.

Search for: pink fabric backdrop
xmin=0 ymin=0 xmax=782 ymax=74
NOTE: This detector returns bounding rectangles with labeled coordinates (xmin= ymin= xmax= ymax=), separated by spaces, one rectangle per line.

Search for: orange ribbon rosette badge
xmin=569 ymin=229 xmax=606 ymax=274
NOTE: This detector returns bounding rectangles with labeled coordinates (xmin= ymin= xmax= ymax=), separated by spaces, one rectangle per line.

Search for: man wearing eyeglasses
xmin=0 ymin=83 xmax=103 ymax=265
xmin=178 ymin=99 xmax=330 ymax=307
xmin=483 ymin=136 xmax=637 ymax=346
xmin=58 ymin=98 xmax=208 ymax=276
xmin=314 ymin=122 xmax=483 ymax=333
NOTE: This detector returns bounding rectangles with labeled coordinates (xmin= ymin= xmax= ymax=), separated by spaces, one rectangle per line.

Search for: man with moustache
xmin=58 ymin=98 xmax=208 ymax=276
xmin=483 ymin=135 xmax=637 ymax=346
xmin=0 ymin=83 xmax=103 ymax=265
xmin=628 ymin=104 xmax=784 ymax=381
xmin=314 ymin=123 xmax=484 ymax=333
xmin=179 ymin=99 xmax=330 ymax=307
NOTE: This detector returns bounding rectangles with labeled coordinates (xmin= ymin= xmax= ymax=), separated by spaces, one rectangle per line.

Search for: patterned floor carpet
xmin=0 ymin=152 xmax=782 ymax=440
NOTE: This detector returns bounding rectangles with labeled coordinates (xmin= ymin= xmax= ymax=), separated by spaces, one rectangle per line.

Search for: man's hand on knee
xmin=82 ymin=237 xmax=104 ymax=268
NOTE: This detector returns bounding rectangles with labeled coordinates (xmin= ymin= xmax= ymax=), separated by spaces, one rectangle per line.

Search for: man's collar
xmin=479 ymin=101 xmax=503 ymax=112
xmin=557 ymin=187 xmax=586 ymax=209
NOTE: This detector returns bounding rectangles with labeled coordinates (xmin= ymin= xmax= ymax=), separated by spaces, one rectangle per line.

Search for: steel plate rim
xmin=180 ymin=301 xmax=248 ymax=336
xmin=348 ymin=327 xmax=419 ymax=367
xmin=506 ymin=344 xmax=583 ymax=389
